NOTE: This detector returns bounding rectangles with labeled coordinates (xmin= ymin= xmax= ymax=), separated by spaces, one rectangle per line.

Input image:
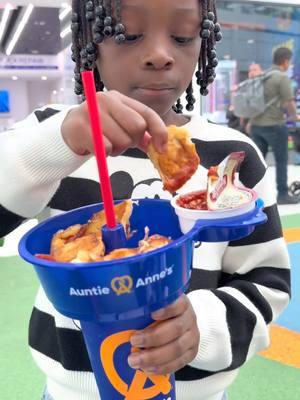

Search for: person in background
xmin=243 ymin=63 xmax=264 ymax=135
xmin=250 ymin=47 xmax=300 ymax=205
xmin=248 ymin=63 xmax=263 ymax=79
xmin=226 ymin=92 xmax=246 ymax=133
xmin=227 ymin=63 xmax=263 ymax=134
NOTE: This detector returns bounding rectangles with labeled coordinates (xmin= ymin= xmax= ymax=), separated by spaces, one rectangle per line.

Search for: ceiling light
xmin=53 ymin=90 xmax=58 ymax=95
xmin=12 ymin=76 xmax=18 ymax=81
xmin=0 ymin=4 xmax=13 ymax=43
xmin=60 ymin=88 xmax=65 ymax=92
xmin=59 ymin=5 xmax=71 ymax=21
xmin=6 ymin=4 xmax=34 ymax=56
xmin=247 ymin=39 xmax=255 ymax=44
xmin=60 ymin=25 xmax=71 ymax=38
xmin=41 ymin=76 xmax=48 ymax=81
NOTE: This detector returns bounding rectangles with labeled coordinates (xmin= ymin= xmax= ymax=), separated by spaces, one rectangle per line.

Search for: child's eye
xmin=173 ymin=36 xmax=195 ymax=45
xmin=124 ymin=34 xmax=143 ymax=43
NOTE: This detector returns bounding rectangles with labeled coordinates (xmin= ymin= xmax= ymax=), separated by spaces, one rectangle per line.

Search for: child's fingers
xmin=102 ymin=92 xmax=148 ymax=146
xmin=138 ymin=132 xmax=152 ymax=152
xmin=120 ymin=94 xmax=168 ymax=152
xmin=143 ymin=348 xmax=197 ymax=375
xmin=151 ymin=295 xmax=190 ymax=321
xmin=131 ymin=311 xmax=191 ymax=348
xmin=98 ymin=115 xmax=132 ymax=156
xmin=128 ymin=334 xmax=196 ymax=375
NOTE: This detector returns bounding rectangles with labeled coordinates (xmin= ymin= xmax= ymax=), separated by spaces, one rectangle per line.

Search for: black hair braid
xmin=114 ymin=0 xmax=126 ymax=44
xmin=71 ymin=0 xmax=222 ymax=106
xmin=71 ymin=0 xmax=83 ymax=95
xmin=71 ymin=0 xmax=104 ymax=97
xmin=174 ymin=0 xmax=222 ymax=113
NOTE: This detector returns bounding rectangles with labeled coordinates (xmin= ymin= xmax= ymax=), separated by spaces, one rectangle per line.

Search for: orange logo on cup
xmin=111 ymin=276 xmax=133 ymax=296
xmin=100 ymin=330 xmax=172 ymax=399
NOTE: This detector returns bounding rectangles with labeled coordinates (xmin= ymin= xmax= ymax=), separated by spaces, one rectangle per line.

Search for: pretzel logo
xmin=100 ymin=329 xmax=172 ymax=399
xmin=111 ymin=276 xmax=133 ymax=296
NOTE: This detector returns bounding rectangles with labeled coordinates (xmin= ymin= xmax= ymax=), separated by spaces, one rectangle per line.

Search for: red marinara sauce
xmin=176 ymin=190 xmax=208 ymax=210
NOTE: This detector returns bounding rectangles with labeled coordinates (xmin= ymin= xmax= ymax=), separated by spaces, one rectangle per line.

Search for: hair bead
xmin=115 ymin=23 xmax=125 ymax=35
xmin=207 ymin=11 xmax=215 ymax=21
xmin=214 ymin=23 xmax=221 ymax=33
xmin=71 ymin=13 xmax=79 ymax=23
xmin=86 ymin=42 xmax=96 ymax=53
xmin=86 ymin=1 xmax=94 ymax=11
xmin=103 ymin=25 xmax=113 ymax=36
xmin=210 ymin=58 xmax=219 ymax=67
xmin=71 ymin=22 xmax=79 ymax=32
xmin=104 ymin=16 xmax=112 ymax=26
xmin=208 ymin=48 xmax=217 ymax=59
xmin=86 ymin=11 xmax=94 ymax=21
xmin=202 ymin=19 xmax=211 ymax=30
xmin=115 ymin=33 xmax=126 ymax=44
xmin=94 ymin=32 xmax=104 ymax=43
xmin=173 ymin=98 xmax=183 ymax=114
xmin=200 ymin=87 xmax=209 ymax=96
xmin=95 ymin=5 xmax=104 ymax=17
xmin=201 ymin=29 xmax=211 ymax=39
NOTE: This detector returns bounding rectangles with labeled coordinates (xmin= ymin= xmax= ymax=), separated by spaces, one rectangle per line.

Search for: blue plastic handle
xmin=101 ymin=223 xmax=127 ymax=253
xmin=190 ymin=199 xmax=267 ymax=243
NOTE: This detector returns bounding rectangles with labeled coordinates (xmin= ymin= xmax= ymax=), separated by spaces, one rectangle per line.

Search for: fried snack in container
xmin=85 ymin=200 xmax=132 ymax=235
xmin=36 ymin=201 xmax=172 ymax=263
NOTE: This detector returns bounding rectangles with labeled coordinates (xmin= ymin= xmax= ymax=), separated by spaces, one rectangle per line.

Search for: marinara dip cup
xmin=171 ymin=189 xmax=258 ymax=234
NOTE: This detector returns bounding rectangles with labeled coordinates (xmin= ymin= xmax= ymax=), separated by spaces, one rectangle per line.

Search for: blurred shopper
xmin=250 ymin=47 xmax=300 ymax=205
xmin=244 ymin=63 xmax=264 ymax=134
xmin=248 ymin=63 xmax=263 ymax=79
xmin=227 ymin=63 xmax=263 ymax=134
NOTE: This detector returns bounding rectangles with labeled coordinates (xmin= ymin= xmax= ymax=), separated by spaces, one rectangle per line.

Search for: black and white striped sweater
xmin=0 ymin=105 xmax=290 ymax=400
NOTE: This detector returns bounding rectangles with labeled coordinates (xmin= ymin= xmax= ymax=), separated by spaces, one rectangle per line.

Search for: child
xmin=0 ymin=1 xmax=290 ymax=399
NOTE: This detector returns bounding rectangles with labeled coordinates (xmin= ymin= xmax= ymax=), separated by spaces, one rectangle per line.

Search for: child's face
xmin=97 ymin=0 xmax=202 ymax=118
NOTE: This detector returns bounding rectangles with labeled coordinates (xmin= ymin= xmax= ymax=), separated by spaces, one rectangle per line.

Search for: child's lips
xmin=135 ymin=87 xmax=175 ymax=97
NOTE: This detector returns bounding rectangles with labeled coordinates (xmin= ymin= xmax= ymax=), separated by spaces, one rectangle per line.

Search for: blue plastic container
xmin=19 ymin=198 xmax=267 ymax=400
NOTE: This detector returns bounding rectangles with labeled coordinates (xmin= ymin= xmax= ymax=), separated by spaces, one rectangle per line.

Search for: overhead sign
xmin=0 ymin=1 xmax=67 ymax=7
xmin=0 ymin=54 xmax=59 ymax=70
xmin=222 ymin=0 xmax=300 ymax=5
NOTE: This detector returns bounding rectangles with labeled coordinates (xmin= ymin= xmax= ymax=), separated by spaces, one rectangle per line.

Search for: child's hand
xmin=128 ymin=295 xmax=200 ymax=375
xmin=62 ymin=90 xmax=167 ymax=156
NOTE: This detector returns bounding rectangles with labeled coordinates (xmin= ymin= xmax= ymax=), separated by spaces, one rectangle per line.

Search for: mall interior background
xmin=0 ymin=0 xmax=299 ymax=129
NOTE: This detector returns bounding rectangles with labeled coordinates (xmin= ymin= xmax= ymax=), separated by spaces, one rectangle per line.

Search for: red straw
xmin=81 ymin=71 xmax=116 ymax=228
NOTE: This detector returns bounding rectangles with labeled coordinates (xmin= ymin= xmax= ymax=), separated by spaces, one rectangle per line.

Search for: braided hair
xmin=71 ymin=0 xmax=222 ymax=112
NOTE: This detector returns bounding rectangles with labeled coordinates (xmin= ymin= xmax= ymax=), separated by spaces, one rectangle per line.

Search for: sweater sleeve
xmin=187 ymin=139 xmax=291 ymax=372
xmin=0 ymin=105 xmax=89 ymax=237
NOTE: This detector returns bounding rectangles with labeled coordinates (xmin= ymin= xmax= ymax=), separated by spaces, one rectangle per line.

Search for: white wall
xmin=0 ymin=79 xmax=29 ymax=129
xmin=0 ymin=78 xmax=60 ymax=131
xmin=27 ymin=81 xmax=56 ymax=112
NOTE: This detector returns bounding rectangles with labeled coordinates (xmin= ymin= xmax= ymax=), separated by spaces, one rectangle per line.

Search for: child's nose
xmin=142 ymin=43 xmax=175 ymax=70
